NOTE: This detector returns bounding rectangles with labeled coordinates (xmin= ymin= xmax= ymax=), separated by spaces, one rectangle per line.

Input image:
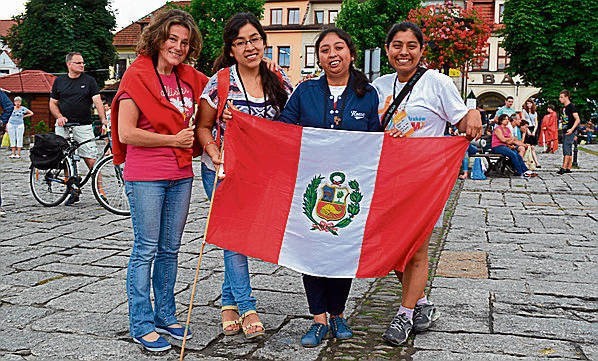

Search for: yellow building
xmin=111 ymin=1 xmax=341 ymax=86
xmin=262 ymin=0 xmax=342 ymax=85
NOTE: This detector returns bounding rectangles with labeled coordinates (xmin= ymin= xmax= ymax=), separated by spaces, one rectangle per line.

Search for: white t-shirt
xmin=372 ymin=70 xmax=468 ymax=137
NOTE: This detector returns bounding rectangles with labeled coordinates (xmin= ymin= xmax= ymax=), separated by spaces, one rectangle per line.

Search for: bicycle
xmin=29 ymin=123 xmax=130 ymax=216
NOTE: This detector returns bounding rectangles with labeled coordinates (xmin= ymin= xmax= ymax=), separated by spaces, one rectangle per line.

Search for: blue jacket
xmin=0 ymin=90 xmax=14 ymax=125
xmin=279 ymin=75 xmax=380 ymax=132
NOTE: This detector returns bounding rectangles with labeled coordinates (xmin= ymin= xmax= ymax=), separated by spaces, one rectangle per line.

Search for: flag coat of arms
xmin=206 ymin=110 xmax=468 ymax=278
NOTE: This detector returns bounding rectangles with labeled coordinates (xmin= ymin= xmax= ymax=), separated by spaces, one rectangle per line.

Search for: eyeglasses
xmin=232 ymin=36 xmax=263 ymax=49
xmin=70 ymin=61 xmax=85 ymax=65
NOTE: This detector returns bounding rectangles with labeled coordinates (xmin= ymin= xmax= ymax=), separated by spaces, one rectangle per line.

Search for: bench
xmin=470 ymin=153 xmax=512 ymax=176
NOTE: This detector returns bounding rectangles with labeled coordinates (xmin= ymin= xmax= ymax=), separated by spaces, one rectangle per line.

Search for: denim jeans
xmin=492 ymin=145 xmax=528 ymax=175
xmin=201 ymin=163 xmax=256 ymax=315
xmin=125 ymin=177 xmax=193 ymax=338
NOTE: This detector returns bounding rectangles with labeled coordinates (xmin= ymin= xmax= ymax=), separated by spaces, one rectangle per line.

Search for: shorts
xmin=55 ymin=124 xmax=98 ymax=159
xmin=562 ymin=131 xmax=576 ymax=156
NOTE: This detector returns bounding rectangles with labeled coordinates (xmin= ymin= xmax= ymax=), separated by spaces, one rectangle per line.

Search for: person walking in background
xmin=521 ymin=98 xmax=538 ymax=135
xmin=494 ymin=96 xmax=516 ymax=120
xmin=197 ymin=12 xmax=292 ymax=340
xmin=372 ymin=21 xmax=482 ymax=347
xmin=0 ymin=88 xmax=14 ymax=217
xmin=6 ymin=96 xmax=34 ymax=159
xmin=557 ymin=90 xmax=581 ymax=175
xmin=540 ymin=104 xmax=558 ymax=153
xmin=110 ymin=8 xmax=208 ymax=352
xmin=50 ymin=51 xmax=107 ymax=205
xmin=279 ymin=27 xmax=380 ymax=347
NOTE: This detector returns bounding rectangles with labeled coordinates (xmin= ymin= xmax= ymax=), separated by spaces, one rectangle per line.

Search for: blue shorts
xmin=562 ymin=132 xmax=576 ymax=156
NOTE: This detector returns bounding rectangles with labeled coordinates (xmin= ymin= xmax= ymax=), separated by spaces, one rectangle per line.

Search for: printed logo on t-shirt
xmin=409 ymin=115 xmax=426 ymax=132
xmin=351 ymin=110 xmax=365 ymax=120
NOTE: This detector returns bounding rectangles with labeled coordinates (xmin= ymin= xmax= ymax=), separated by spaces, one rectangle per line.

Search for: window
xmin=497 ymin=46 xmax=509 ymax=70
xmin=271 ymin=9 xmax=282 ymax=25
xmin=471 ymin=44 xmax=490 ymax=71
xmin=495 ymin=0 xmax=505 ymax=24
xmin=116 ymin=59 xmax=127 ymax=79
xmin=305 ymin=45 xmax=315 ymax=67
xmin=288 ymin=8 xmax=300 ymax=25
xmin=329 ymin=10 xmax=338 ymax=24
xmin=278 ymin=46 xmax=291 ymax=67
xmin=264 ymin=46 xmax=273 ymax=60
xmin=314 ymin=10 xmax=324 ymax=24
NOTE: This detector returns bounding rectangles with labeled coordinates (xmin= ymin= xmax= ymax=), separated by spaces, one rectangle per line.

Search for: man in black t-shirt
xmin=557 ymin=89 xmax=581 ymax=174
xmin=50 ymin=52 xmax=107 ymax=205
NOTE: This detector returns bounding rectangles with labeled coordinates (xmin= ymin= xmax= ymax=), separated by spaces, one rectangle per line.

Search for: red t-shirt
xmin=119 ymin=73 xmax=194 ymax=181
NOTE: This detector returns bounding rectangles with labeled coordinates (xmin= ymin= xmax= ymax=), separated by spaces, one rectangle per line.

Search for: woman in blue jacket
xmin=279 ymin=27 xmax=380 ymax=347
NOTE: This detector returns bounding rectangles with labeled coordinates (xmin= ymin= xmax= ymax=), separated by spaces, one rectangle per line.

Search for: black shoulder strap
xmin=381 ymin=67 xmax=427 ymax=130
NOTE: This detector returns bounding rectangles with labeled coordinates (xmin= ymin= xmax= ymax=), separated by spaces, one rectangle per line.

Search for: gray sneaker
xmin=382 ymin=313 xmax=412 ymax=346
xmin=413 ymin=303 xmax=439 ymax=333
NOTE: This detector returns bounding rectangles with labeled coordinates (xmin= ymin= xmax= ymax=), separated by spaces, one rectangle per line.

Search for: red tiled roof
xmin=0 ymin=70 xmax=56 ymax=93
xmin=0 ymin=20 xmax=17 ymax=37
xmin=113 ymin=1 xmax=191 ymax=46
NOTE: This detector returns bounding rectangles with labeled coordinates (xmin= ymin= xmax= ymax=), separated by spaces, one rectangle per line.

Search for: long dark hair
xmin=385 ymin=22 xmax=424 ymax=48
xmin=315 ymin=27 xmax=370 ymax=98
xmin=212 ymin=12 xmax=287 ymax=115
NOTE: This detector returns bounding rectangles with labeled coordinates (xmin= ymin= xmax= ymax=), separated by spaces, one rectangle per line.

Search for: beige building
xmin=465 ymin=0 xmax=540 ymax=114
xmin=262 ymin=0 xmax=342 ymax=85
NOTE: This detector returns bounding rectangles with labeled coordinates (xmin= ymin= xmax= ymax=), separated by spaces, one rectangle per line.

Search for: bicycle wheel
xmin=92 ymin=155 xmax=130 ymax=216
xmin=30 ymin=160 xmax=72 ymax=207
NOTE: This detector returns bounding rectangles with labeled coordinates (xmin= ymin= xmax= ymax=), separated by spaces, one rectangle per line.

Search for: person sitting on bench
xmin=491 ymin=114 xmax=537 ymax=179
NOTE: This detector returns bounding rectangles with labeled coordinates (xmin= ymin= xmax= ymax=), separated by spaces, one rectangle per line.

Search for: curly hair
xmin=136 ymin=9 xmax=202 ymax=64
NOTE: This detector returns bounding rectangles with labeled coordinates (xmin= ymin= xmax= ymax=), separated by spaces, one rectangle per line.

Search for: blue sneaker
xmin=329 ymin=316 xmax=353 ymax=339
xmin=133 ymin=335 xmax=171 ymax=352
xmin=301 ymin=323 xmax=329 ymax=348
xmin=156 ymin=325 xmax=193 ymax=340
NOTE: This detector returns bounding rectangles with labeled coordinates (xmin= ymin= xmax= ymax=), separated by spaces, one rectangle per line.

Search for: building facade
xmin=262 ymin=0 xmax=342 ymax=84
xmin=465 ymin=0 xmax=540 ymax=114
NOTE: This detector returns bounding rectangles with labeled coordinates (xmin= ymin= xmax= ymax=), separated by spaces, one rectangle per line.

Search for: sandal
xmin=221 ymin=305 xmax=241 ymax=336
xmin=240 ymin=310 xmax=265 ymax=339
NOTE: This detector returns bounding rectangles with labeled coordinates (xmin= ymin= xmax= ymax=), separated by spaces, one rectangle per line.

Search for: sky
xmin=1 ymin=0 xmax=170 ymax=31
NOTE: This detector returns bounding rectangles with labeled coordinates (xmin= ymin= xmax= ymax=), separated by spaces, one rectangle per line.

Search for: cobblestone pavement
xmin=0 ymin=144 xmax=596 ymax=360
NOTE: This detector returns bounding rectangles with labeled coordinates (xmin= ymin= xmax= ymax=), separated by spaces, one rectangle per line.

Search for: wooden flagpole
xmin=179 ymin=141 xmax=224 ymax=361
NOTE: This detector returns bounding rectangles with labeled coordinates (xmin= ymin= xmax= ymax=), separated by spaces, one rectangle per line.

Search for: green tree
xmin=188 ymin=0 xmax=265 ymax=74
xmin=4 ymin=0 xmax=116 ymax=87
xmin=335 ymin=0 xmax=421 ymax=76
xmin=501 ymin=0 xmax=598 ymax=114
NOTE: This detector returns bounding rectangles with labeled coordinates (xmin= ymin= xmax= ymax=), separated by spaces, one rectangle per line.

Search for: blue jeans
xmin=492 ymin=145 xmax=528 ymax=175
xmin=462 ymin=144 xmax=479 ymax=171
xmin=125 ymin=177 xmax=193 ymax=338
xmin=201 ymin=163 xmax=256 ymax=315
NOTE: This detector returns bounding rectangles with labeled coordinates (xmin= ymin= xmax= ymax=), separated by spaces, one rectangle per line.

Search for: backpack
xmin=471 ymin=157 xmax=487 ymax=180
xmin=30 ymin=133 xmax=68 ymax=169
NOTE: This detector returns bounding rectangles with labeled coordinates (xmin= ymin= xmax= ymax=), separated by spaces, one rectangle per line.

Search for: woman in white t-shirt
xmin=7 ymin=96 xmax=33 ymax=158
xmin=372 ymin=22 xmax=482 ymax=347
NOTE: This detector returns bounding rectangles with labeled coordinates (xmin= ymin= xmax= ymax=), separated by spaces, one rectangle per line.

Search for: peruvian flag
xmin=205 ymin=110 xmax=468 ymax=278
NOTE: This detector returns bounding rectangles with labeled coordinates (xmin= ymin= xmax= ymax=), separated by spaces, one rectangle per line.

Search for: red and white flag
xmin=206 ymin=110 xmax=468 ymax=278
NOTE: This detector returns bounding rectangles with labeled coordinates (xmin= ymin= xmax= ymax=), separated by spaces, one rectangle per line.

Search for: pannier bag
xmin=30 ymin=133 xmax=68 ymax=169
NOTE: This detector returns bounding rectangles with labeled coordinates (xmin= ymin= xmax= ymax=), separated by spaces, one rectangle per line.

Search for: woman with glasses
xmin=278 ymin=27 xmax=380 ymax=347
xmin=197 ymin=12 xmax=292 ymax=340
xmin=111 ymin=9 xmax=208 ymax=352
